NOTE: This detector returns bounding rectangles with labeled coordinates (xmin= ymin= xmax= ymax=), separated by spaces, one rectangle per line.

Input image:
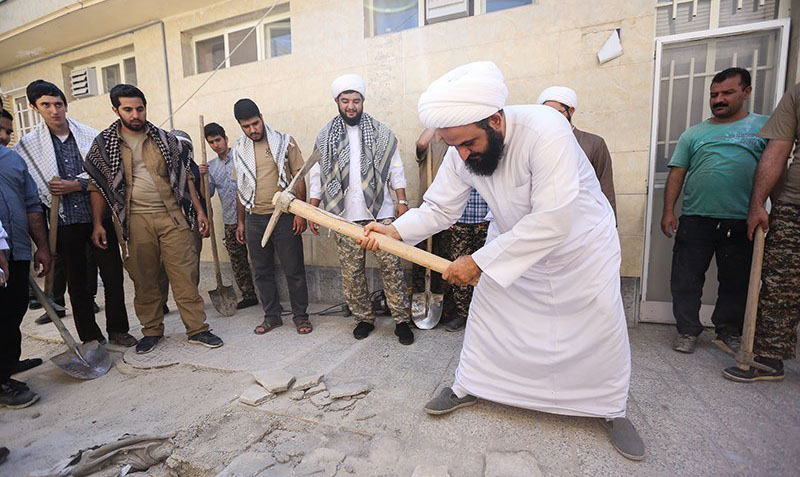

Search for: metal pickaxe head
xmin=261 ymin=190 xmax=296 ymax=247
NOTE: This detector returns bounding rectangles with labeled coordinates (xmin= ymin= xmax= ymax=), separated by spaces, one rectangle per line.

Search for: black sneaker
xmin=717 ymin=333 xmax=742 ymax=353
xmin=109 ymin=332 xmax=138 ymax=348
xmin=29 ymin=298 xmax=42 ymax=310
xmin=136 ymin=335 xmax=163 ymax=354
xmin=236 ymin=298 xmax=259 ymax=309
xmin=353 ymin=321 xmax=375 ymax=340
xmin=6 ymin=379 xmax=29 ymax=391
xmin=395 ymin=322 xmax=414 ymax=345
xmin=0 ymin=446 xmax=8 ymax=465
xmin=35 ymin=308 xmax=66 ymax=324
xmin=189 ymin=331 xmax=223 ymax=348
xmin=0 ymin=381 xmax=39 ymax=409
xmin=723 ymin=357 xmax=784 ymax=383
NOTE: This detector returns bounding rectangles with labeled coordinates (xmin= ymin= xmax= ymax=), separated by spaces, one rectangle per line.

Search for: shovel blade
xmin=411 ymin=291 xmax=444 ymax=330
xmin=50 ymin=341 xmax=112 ymax=380
xmin=209 ymin=285 xmax=237 ymax=317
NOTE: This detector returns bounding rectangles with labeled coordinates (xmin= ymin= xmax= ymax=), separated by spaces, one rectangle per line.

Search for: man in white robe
xmin=359 ymin=61 xmax=644 ymax=460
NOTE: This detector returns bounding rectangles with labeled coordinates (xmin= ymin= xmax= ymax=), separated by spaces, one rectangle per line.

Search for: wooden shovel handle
xmin=45 ymin=176 xmax=60 ymax=295
xmin=737 ymin=226 xmax=766 ymax=370
xmin=199 ymin=115 xmax=224 ymax=285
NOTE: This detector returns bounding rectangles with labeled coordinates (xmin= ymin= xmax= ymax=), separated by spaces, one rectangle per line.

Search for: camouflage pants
xmin=754 ymin=201 xmax=800 ymax=360
xmin=223 ymin=224 xmax=257 ymax=301
xmin=335 ymin=218 xmax=410 ymax=324
xmin=440 ymin=221 xmax=489 ymax=321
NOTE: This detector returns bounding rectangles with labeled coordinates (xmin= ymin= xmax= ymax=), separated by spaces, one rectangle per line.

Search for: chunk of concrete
xmin=295 ymin=373 xmax=324 ymax=390
xmin=294 ymin=447 xmax=345 ymax=477
xmin=412 ymin=465 xmax=451 ymax=477
xmin=239 ymin=386 xmax=274 ymax=407
xmin=304 ymin=382 xmax=327 ymax=397
xmin=327 ymin=399 xmax=356 ymax=412
xmin=328 ymin=381 xmax=370 ymax=399
xmin=289 ymin=390 xmax=305 ymax=401
xmin=484 ymin=451 xmax=543 ymax=477
xmin=252 ymin=369 xmax=295 ymax=393
xmin=218 ymin=452 xmax=276 ymax=476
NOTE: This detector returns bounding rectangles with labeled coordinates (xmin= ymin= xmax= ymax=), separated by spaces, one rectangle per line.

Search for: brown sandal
xmin=295 ymin=319 xmax=313 ymax=335
xmin=254 ymin=320 xmax=282 ymax=335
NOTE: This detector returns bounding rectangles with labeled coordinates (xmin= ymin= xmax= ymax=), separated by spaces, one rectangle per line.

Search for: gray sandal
xmin=601 ymin=417 xmax=645 ymax=461
xmin=424 ymin=387 xmax=478 ymax=415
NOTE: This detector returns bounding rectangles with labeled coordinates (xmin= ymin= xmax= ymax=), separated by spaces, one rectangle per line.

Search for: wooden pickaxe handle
xmin=273 ymin=191 xmax=453 ymax=275
xmin=736 ymin=226 xmax=766 ymax=371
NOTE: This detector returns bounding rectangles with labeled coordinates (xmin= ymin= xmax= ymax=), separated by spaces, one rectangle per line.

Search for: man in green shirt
xmin=661 ymin=67 xmax=768 ymax=354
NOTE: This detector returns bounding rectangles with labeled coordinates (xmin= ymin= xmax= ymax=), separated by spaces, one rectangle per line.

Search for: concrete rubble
xmin=238 ymin=385 xmax=275 ymax=407
xmin=251 ymin=369 xmax=296 ymax=393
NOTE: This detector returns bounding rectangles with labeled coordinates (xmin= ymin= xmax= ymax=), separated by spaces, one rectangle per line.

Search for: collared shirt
xmin=0 ymin=146 xmax=42 ymax=260
xmin=458 ymin=189 xmax=489 ymax=224
xmin=207 ymin=149 xmax=238 ymax=225
xmin=52 ymin=132 xmax=92 ymax=225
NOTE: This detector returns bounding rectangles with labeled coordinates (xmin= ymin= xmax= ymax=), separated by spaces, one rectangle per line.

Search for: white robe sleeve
xmin=471 ymin=130 xmax=581 ymax=288
xmin=309 ymin=163 xmax=322 ymax=200
xmin=392 ymin=151 xmax=472 ymax=245
xmin=388 ymin=149 xmax=407 ymax=190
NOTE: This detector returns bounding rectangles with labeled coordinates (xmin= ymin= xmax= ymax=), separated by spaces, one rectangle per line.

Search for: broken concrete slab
xmin=328 ymin=381 xmax=370 ymax=399
xmin=327 ymin=399 xmax=356 ymax=412
xmin=353 ymin=409 xmax=377 ymax=421
xmin=304 ymin=382 xmax=326 ymax=397
xmin=289 ymin=390 xmax=305 ymax=401
xmin=218 ymin=452 xmax=276 ymax=476
xmin=412 ymin=464 xmax=451 ymax=477
xmin=484 ymin=451 xmax=543 ymax=477
xmin=294 ymin=447 xmax=346 ymax=477
xmin=238 ymin=385 xmax=274 ymax=407
xmin=252 ymin=369 xmax=296 ymax=393
xmin=295 ymin=373 xmax=324 ymax=390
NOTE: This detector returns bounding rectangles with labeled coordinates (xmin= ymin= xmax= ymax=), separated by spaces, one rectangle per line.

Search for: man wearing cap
xmin=308 ymin=74 xmax=414 ymax=345
xmin=360 ymin=62 xmax=643 ymax=459
xmin=537 ymin=86 xmax=616 ymax=216
xmin=231 ymin=98 xmax=312 ymax=335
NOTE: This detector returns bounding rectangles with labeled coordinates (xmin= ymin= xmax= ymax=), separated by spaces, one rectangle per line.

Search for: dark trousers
xmin=31 ymin=245 xmax=97 ymax=305
xmin=57 ymin=219 xmax=129 ymax=342
xmin=670 ymin=215 xmax=752 ymax=337
xmin=1 ymin=260 xmax=30 ymax=382
xmin=245 ymin=212 xmax=308 ymax=325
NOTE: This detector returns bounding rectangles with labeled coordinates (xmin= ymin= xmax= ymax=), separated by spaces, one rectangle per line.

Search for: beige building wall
xmin=0 ymin=0 xmax=655 ymax=276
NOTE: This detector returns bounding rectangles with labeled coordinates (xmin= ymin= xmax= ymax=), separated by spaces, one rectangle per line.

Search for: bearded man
xmin=359 ymin=62 xmax=644 ymax=460
xmin=308 ymin=74 xmax=413 ymax=345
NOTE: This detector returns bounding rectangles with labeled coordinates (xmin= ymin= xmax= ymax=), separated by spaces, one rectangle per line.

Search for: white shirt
xmin=309 ymin=124 xmax=407 ymax=222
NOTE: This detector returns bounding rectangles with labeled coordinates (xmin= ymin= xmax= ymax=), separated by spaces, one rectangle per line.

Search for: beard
xmin=120 ymin=116 xmax=145 ymax=132
xmin=339 ymin=109 xmax=362 ymax=126
xmin=464 ymin=126 xmax=505 ymax=176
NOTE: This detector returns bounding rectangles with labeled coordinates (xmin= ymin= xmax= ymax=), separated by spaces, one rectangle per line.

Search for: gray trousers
xmin=245 ymin=212 xmax=309 ymax=325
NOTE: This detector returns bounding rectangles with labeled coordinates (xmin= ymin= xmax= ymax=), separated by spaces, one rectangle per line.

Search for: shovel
xmin=37 ymin=178 xmax=67 ymax=321
xmin=712 ymin=226 xmax=776 ymax=373
xmin=199 ymin=115 xmax=237 ymax=316
xmin=412 ymin=149 xmax=443 ymax=329
xmin=28 ymin=275 xmax=111 ymax=379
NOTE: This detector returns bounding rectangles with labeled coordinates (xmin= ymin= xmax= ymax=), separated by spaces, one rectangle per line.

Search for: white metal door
xmin=641 ymin=19 xmax=790 ymax=324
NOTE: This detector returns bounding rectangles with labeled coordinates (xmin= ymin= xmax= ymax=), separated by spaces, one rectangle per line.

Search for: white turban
xmin=417 ymin=61 xmax=508 ymax=128
xmin=331 ymin=74 xmax=366 ymax=99
xmin=536 ymin=86 xmax=578 ymax=110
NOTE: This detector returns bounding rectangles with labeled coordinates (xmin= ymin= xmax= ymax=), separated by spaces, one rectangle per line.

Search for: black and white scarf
xmin=83 ymin=120 xmax=197 ymax=241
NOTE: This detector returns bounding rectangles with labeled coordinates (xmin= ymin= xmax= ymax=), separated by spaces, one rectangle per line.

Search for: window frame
xmin=192 ymin=11 xmax=292 ymax=75
xmin=74 ymin=54 xmax=137 ymax=96
xmin=13 ymin=94 xmax=42 ymax=138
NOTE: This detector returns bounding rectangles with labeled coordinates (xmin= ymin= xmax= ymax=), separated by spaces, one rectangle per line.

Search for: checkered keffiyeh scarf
xmin=15 ymin=118 xmax=98 ymax=215
xmin=231 ymin=122 xmax=290 ymax=210
xmin=83 ymin=120 xmax=197 ymax=241
xmin=314 ymin=113 xmax=397 ymax=218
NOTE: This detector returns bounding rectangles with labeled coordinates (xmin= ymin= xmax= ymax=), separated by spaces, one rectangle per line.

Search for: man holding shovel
xmin=723 ymin=82 xmax=800 ymax=382
xmin=231 ymin=99 xmax=311 ymax=335
xmin=359 ymin=62 xmax=643 ymax=460
xmin=16 ymin=80 xmax=136 ymax=347
xmin=0 ymin=131 xmax=50 ymax=408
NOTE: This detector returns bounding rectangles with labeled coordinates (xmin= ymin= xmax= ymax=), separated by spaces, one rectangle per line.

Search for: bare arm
xmin=235 ymin=196 xmax=246 ymax=244
xmin=747 ymin=139 xmax=794 ymax=239
xmin=90 ymin=191 xmax=109 ymax=249
xmin=416 ymin=128 xmax=435 ymax=161
xmin=660 ymin=166 xmax=687 ymax=238
xmin=187 ymin=179 xmax=209 ymax=237
xmin=27 ymin=211 xmax=51 ymax=277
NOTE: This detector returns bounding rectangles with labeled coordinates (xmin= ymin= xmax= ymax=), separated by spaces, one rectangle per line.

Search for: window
xmin=191 ymin=16 xmax=292 ymax=75
xmin=266 ymin=20 xmax=292 ymax=58
xmin=77 ymin=56 xmax=137 ymax=95
xmin=366 ymin=0 xmax=531 ymax=36
xmin=14 ymin=95 xmax=41 ymax=138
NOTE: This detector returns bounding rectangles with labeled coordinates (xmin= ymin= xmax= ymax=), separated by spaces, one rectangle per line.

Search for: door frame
xmin=640 ymin=18 xmax=791 ymax=323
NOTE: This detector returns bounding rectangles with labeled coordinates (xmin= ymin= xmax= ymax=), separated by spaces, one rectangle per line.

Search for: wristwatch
xmin=397 ymin=200 xmax=409 ymax=205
